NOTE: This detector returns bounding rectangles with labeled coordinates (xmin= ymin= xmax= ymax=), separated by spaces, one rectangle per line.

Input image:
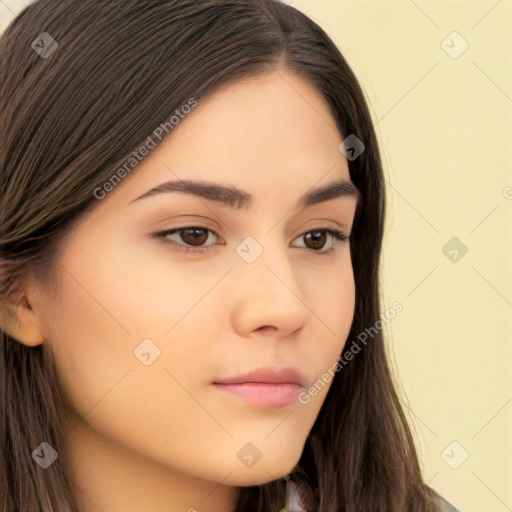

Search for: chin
xmin=226 ymin=468 xmax=287 ymax=487
xmin=223 ymin=453 xmax=302 ymax=487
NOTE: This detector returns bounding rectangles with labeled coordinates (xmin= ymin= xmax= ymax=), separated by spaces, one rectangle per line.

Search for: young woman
xmin=0 ymin=1 xmax=460 ymax=511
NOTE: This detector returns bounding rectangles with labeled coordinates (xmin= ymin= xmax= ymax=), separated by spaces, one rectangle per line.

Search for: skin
xmin=2 ymin=69 xmax=358 ymax=512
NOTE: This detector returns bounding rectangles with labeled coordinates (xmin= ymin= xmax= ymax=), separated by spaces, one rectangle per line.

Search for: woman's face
xmin=28 ymin=70 xmax=358 ymax=493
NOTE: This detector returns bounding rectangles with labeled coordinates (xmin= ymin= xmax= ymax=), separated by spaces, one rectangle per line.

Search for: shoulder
xmin=438 ymin=495 xmax=462 ymax=512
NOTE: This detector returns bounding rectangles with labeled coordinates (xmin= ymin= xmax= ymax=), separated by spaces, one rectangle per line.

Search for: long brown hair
xmin=1 ymin=1 xmax=445 ymax=510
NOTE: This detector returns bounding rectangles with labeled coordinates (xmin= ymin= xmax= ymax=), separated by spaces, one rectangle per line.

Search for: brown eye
xmin=179 ymin=227 xmax=209 ymax=246
xmin=291 ymin=228 xmax=347 ymax=253
xmin=303 ymin=230 xmax=327 ymax=250
xmin=154 ymin=227 xmax=219 ymax=252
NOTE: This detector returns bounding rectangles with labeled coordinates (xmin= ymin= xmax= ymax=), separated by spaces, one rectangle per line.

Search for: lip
xmin=214 ymin=366 xmax=308 ymax=386
xmin=213 ymin=366 xmax=308 ymax=408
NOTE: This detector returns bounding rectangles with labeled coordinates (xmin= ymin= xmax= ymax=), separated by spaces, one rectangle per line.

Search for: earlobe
xmin=0 ymin=296 xmax=44 ymax=347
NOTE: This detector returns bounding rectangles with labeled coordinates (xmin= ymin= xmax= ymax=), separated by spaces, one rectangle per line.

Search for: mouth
xmin=213 ymin=366 xmax=307 ymax=408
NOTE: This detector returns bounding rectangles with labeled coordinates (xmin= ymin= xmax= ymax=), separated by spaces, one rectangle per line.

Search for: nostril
xmin=256 ymin=325 xmax=276 ymax=334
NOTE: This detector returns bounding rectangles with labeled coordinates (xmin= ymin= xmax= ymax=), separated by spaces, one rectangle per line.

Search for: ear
xmin=0 ymin=293 xmax=44 ymax=347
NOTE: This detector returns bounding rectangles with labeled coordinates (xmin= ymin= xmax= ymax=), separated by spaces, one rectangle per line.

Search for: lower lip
xmin=214 ymin=382 xmax=303 ymax=408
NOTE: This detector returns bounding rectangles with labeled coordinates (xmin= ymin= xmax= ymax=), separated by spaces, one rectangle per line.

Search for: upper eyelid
xmin=155 ymin=224 xmax=348 ymax=238
xmin=154 ymin=216 xmax=349 ymax=235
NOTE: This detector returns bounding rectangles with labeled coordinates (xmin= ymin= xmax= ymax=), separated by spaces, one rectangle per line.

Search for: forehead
xmin=94 ymin=69 xmax=352 ymax=216
xmin=169 ymin=69 xmax=344 ymax=163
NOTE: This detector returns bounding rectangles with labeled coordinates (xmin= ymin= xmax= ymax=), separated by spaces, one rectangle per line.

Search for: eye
xmin=152 ymin=227 xmax=221 ymax=254
xmin=151 ymin=226 xmax=348 ymax=255
xmin=292 ymin=229 xmax=348 ymax=253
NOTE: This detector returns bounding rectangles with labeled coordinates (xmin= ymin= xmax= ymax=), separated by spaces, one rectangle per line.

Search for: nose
xmin=231 ymin=241 xmax=310 ymax=339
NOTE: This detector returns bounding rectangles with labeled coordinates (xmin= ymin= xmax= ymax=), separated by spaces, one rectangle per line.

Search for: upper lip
xmin=213 ymin=366 xmax=308 ymax=387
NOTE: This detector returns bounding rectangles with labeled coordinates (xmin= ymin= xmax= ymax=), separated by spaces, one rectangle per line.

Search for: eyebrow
xmin=127 ymin=178 xmax=360 ymax=210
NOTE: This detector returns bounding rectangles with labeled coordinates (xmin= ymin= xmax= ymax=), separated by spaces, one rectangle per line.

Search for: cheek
xmin=97 ymin=240 xmax=230 ymax=340
xmin=308 ymin=255 xmax=355 ymax=340
xmin=303 ymin=258 xmax=355 ymax=388
xmin=322 ymin=275 xmax=355 ymax=329
xmin=43 ymin=278 xmax=134 ymax=418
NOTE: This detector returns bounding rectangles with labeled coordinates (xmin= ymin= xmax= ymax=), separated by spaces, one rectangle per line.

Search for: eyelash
xmin=151 ymin=226 xmax=348 ymax=255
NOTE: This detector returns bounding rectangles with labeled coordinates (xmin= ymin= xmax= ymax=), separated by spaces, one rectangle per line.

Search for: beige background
xmin=1 ymin=1 xmax=511 ymax=511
